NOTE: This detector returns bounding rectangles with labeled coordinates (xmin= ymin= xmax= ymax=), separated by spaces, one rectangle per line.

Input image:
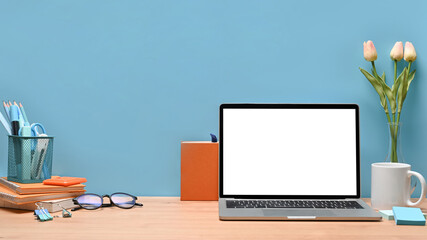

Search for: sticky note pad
xmin=392 ymin=207 xmax=426 ymax=226
xmin=379 ymin=210 xmax=394 ymax=220
xmin=379 ymin=209 xmax=427 ymax=220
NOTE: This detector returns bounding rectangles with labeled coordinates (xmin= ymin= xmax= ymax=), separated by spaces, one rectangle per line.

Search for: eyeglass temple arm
xmin=71 ymin=204 xmax=114 ymax=211
xmin=119 ymin=201 xmax=143 ymax=207
xmin=71 ymin=206 xmax=82 ymax=211
xmin=72 ymin=202 xmax=142 ymax=210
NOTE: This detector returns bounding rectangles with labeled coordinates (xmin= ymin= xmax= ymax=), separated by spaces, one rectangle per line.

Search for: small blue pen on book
xmin=210 ymin=133 xmax=217 ymax=143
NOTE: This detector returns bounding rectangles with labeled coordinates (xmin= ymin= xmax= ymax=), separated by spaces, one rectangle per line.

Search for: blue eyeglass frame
xmin=72 ymin=192 xmax=143 ymax=211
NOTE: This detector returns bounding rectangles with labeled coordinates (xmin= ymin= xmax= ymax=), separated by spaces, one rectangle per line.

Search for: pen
xmin=10 ymin=105 xmax=20 ymax=135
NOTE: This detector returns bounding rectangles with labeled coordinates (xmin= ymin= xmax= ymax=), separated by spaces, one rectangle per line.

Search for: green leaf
xmin=376 ymin=72 xmax=395 ymax=114
xmin=397 ymin=68 xmax=409 ymax=112
xmin=360 ymin=68 xmax=383 ymax=94
xmin=360 ymin=68 xmax=389 ymax=113
xmin=392 ymin=71 xmax=404 ymax=98
xmin=407 ymin=69 xmax=416 ymax=91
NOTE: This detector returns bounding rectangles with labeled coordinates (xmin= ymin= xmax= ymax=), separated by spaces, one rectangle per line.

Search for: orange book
xmin=181 ymin=141 xmax=218 ymax=201
xmin=0 ymin=184 xmax=85 ymax=205
xmin=0 ymin=177 xmax=86 ymax=195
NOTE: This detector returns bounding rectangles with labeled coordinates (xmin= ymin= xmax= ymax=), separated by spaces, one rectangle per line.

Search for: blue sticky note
xmin=379 ymin=210 xmax=394 ymax=220
xmin=392 ymin=207 xmax=426 ymax=226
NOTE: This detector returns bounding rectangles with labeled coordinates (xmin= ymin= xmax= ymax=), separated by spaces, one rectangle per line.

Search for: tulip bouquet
xmin=359 ymin=41 xmax=417 ymax=163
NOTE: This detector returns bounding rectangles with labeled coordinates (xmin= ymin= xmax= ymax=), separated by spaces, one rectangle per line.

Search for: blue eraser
xmin=392 ymin=206 xmax=426 ymax=226
xmin=19 ymin=126 xmax=31 ymax=136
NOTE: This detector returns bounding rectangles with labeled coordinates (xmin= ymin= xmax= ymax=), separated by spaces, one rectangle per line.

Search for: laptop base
xmin=219 ymin=198 xmax=382 ymax=221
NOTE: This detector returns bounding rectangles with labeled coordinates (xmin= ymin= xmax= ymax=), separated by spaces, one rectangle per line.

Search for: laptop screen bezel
xmin=219 ymin=103 xmax=361 ymax=199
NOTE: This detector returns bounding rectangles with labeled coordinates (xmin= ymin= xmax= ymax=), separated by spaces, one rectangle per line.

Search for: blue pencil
xmin=3 ymin=101 xmax=10 ymax=121
xmin=19 ymin=103 xmax=29 ymax=125
xmin=14 ymin=102 xmax=24 ymax=129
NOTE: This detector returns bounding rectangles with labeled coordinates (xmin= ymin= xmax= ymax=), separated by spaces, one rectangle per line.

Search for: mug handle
xmin=407 ymin=170 xmax=427 ymax=207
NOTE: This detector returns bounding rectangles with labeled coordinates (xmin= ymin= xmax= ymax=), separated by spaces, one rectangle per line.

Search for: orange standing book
xmin=181 ymin=141 xmax=218 ymax=201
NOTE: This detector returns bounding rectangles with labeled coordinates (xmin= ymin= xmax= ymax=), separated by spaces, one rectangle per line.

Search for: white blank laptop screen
xmin=223 ymin=108 xmax=357 ymax=196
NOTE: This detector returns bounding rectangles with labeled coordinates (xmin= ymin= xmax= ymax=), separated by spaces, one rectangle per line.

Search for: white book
xmin=0 ymin=197 xmax=77 ymax=212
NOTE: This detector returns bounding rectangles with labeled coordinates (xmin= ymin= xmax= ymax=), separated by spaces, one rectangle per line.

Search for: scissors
xmin=31 ymin=123 xmax=47 ymax=137
xmin=27 ymin=123 xmax=47 ymax=151
xmin=29 ymin=123 xmax=49 ymax=179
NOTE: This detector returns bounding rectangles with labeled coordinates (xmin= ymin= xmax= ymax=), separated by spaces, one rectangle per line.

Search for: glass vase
xmin=385 ymin=122 xmax=404 ymax=163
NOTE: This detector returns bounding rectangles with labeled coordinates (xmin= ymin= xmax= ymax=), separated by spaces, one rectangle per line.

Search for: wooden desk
xmin=0 ymin=197 xmax=426 ymax=240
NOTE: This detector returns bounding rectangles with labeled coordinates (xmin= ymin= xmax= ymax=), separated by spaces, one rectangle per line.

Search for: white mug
xmin=371 ymin=162 xmax=426 ymax=210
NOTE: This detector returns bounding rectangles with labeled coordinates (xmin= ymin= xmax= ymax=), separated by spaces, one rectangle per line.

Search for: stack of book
xmin=0 ymin=177 xmax=85 ymax=212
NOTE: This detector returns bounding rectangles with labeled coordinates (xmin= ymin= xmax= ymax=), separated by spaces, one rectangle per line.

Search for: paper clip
xmin=34 ymin=203 xmax=53 ymax=221
xmin=58 ymin=203 xmax=72 ymax=218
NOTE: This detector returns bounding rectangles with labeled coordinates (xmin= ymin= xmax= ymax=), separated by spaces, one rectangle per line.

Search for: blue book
xmin=392 ymin=207 xmax=426 ymax=226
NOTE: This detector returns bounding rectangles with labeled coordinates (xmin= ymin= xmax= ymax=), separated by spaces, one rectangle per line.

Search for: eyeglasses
xmin=72 ymin=192 xmax=143 ymax=211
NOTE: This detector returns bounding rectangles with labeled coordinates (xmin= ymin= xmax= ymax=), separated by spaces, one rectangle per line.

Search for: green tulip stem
xmin=392 ymin=114 xmax=395 ymax=128
xmin=371 ymin=61 xmax=392 ymax=124
xmin=393 ymin=60 xmax=397 ymax=123
xmin=391 ymin=61 xmax=412 ymax=162
xmin=371 ymin=61 xmax=379 ymax=79
xmin=393 ymin=61 xmax=412 ymax=163
xmin=395 ymin=61 xmax=412 ymax=128
xmin=391 ymin=112 xmax=401 ymax=163
xmin=394 ymin=60 xmax=397 ymax=84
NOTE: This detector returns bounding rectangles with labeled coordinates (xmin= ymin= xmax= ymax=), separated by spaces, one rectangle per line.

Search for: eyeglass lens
xmin=77 ymin=194 xmax=103 ymax=209
xmin=111 ymin=193 xmax=136 ymax=208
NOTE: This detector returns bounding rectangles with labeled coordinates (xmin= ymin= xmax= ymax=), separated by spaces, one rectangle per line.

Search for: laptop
xmin=219 ymin=103 xmax=381 ymax=221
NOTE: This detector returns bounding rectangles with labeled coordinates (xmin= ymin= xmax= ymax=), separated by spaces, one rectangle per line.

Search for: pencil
xmin=3 ymin=101 xmax=10 ymax=121
xmin=0 ymin=110 xmax=11 ymax=135
xmin=19 ymin=102 xmax=29 ymax=124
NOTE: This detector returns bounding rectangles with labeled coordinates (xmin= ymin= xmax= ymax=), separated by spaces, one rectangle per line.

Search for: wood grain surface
xmin=0 ymin=197 xmax=426 ymax=240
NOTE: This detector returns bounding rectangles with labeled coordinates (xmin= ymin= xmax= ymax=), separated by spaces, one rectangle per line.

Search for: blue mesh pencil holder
xmin=8 ymin=135 xmax=54 ymax=183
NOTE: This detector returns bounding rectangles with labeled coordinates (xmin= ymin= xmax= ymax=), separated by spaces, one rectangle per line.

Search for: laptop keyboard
xmin=226 ymin=200 xmax=363 ymax=209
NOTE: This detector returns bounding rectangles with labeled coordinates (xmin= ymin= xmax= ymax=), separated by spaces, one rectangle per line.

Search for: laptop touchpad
xmin=262 ymin=209 xmax=337 ymax=217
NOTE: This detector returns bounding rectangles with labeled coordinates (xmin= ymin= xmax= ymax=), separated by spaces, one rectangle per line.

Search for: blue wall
xmin=0 ymin=0 xmax=426 ymax=197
